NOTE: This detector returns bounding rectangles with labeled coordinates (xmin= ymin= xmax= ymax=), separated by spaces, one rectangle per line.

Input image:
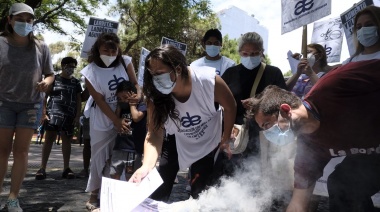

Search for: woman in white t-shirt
xmin=80 ymin=32 xmax=140 ymax=210
xmin=129 ymin=44 xmax=236 ymax=199
xmin=342 ymin=6 xmax=380 ymax=65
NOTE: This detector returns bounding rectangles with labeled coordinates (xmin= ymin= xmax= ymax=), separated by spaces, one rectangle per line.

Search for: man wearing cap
xmin=0 ymin=2 xmax=54 ymax=211
xmin=35 ymin=57 xmax=82 ymax=181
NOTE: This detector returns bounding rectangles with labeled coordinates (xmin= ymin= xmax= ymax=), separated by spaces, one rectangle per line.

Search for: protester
xmin=152 ymin=29 xmax=237 ymax=200
xmin=130 ymin=44 xmax=236 ymax=199
xmin=342 ymin=5 xmax=380 ymax=65
xmin=0 ymin=3 xmax=54 ymax=211
xmin=286 ymin=43 xmax=340 ymax=98
xmin=110 ymin=80 xmax=146 ymax=181
xmin=35 ymin=57 xmax=82 ymax=180
xmin=221 ymin=32 xmax=286 ymax=171
xmin=190 ymin=28 xmax=236 ymax=76
xmin=78 ymin=85 xmax=91 ymax=178
xmin=80 ymin=32 xmax=139 ymax=210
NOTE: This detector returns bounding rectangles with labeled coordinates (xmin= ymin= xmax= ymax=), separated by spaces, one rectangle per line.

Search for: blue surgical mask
xmin=153 ymin=71 xmax=176 ymax=95
xmin=357 ymin=26 xmax=379 ymax=47
xmin=240 ymin=55 xmax=261 ymax=70
xmin=205 ymin=45 xmax=221 ymax=57
xmin=263 ymin=124 xmax=295 ymax=146
xmin=13 ymin=21 xmax=33 ymax=37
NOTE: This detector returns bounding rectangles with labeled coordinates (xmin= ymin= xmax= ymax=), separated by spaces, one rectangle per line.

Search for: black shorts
xmin=44 ymin=121 xmax=75 ymax=136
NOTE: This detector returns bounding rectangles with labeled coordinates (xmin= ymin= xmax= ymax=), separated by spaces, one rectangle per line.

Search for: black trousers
xmin=327 ymin=154 xmax=380 ymax=212
xmin=150 ymin=134 xmax=221 ymax=201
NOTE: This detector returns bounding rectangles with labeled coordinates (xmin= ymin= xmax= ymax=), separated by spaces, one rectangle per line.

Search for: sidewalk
xmin=0 ymin=142 xmax=189 ymax=212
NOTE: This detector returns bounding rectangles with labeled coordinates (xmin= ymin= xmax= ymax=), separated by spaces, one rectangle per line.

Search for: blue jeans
xmin=0 ymin=100 xmax=42 ymax=129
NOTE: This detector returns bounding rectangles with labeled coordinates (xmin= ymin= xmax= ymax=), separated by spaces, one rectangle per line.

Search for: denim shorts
xmin=0 ymin=101 xmax=42 ymax=129
xmin=110 ymin=150 xmax=142 ymax=177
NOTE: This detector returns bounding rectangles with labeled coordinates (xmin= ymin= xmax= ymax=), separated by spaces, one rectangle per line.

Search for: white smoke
xmin=170 ymin=154 xmax=292 ymax=211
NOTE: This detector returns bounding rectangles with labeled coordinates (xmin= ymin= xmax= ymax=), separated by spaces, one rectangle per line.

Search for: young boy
xmin=110 ymin=80 xmax=147 ymax=180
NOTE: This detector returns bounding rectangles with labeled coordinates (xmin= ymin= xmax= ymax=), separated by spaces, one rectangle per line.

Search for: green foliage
xmin=49 ymin=41 xmax=65 ymax=55
xmin=113 ymin=0 xmax=217 ymax=68
xmin=262 ymin=53 xmax=271 ymax=65
xmin=0 ymin=0 xmax=107 ymax=42
xmin=220 ymin=35 xmax=239 ymax=64
xmin=283 ymin=70 xmax=293 ymax=77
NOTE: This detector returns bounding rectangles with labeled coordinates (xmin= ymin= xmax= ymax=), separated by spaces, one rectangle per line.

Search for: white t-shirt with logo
xmin=165 ymin=66 xmax=222 ymax=170
xmin=341 ymin=51 xmax=380 ymax=65
xmin=81 ymin=56 xmax=131 ymax=131
xmin=190 ymin=56 xmax=236 ymax=76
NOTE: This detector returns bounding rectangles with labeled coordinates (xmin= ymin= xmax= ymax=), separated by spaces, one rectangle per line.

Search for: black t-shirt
xmin=222 ymin=63 xmax=287 ymax=125
xmin=47 ymin=74 xmax=82 ymax=126
xmin=114 ymin=101 xmax=147 ymax=154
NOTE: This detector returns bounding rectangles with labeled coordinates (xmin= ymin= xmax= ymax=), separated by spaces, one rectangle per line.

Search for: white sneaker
xmin=7 ymin=199 xmax=23 ymax=212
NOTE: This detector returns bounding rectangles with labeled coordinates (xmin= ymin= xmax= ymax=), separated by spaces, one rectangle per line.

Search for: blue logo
xmin=294 ymin=0 xmax=314 ymax=16
xmin=324 ymin=44 xmax=332 ymax=56
xmin=108 ymin=75 xmax=125 ymax=91
xmin=181 ymin=112 xmax=201 ymax=128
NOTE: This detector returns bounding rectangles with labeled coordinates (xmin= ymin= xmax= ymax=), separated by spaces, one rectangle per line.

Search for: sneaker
xmin=35 ymin=168 xmax=46 ymax=180
xmin=77 ymin=169 xmax=89 ymax=178
xmin=6 ymin=199 xmax=23 ymax=212
xmin=62 ymin=168 xmax=75 ymax=179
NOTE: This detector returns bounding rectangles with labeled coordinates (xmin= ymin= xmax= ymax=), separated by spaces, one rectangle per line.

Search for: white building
xmin=217 ymin=6 xmax=269 ymax=54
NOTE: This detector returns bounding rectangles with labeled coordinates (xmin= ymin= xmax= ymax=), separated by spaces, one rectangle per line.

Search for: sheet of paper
xmin=131 ymin=198 xmax=171 ymax=212
xmin=100 ymin=167 xmax=163 ymax=212
xmin=287 ymin=50 xmax=300 ymax=74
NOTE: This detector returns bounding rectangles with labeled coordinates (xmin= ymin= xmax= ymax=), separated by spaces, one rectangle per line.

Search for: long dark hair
xmin=143 ymin=44 xmax=189 ymax=130
xmin=88 ymin=32 xmax=124 ymax=68
xmin=352 ymin=6 xmax=380 ymax=59
xmin=1 ymin=14 xmax=40 ymax=50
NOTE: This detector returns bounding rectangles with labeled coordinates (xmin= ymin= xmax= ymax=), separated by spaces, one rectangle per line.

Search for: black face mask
xmin=118 ymin=102 xmax=130 ymax=110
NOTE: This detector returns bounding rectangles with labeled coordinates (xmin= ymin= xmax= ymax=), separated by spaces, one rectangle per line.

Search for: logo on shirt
xmin=181 ymin=112 xmax=201 ymax=128
xmin=329 ymin=145 xmax=380 ymax=157
xmin=108 ymin=75 xmax=126 ymax=91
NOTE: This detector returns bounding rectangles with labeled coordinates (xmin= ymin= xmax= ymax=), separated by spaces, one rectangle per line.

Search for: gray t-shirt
xmin=0 ymin=36 xmax=54 ymax=103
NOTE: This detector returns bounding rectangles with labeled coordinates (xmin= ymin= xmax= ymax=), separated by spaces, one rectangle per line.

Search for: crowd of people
xmin=0 ymin=2 xmax=380 ymax=212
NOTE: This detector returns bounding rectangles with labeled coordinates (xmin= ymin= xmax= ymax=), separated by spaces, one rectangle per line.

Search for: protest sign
xmin=340 ymin=0 xmax=374 ymax=56
xmin=311 ymin=17 xmax=344 ymax=63
xmin=161 ymin=37 xmax=187 ymax=56
xmin=282 ymin=0 xmax=331 ymax=34
xmin=80 ymin=17 xmax=119 ymax=58
xmin=137 ymin=47 xmax=151 ymax=87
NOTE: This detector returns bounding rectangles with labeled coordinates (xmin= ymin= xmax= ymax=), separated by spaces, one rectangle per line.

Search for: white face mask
xmin=240 ymin=55 xmax=261 ymax=69
xmin=356 ymin=26 xmax=379 ymax=47
xmin=205 ymin=45 xmax=221 ymax=57
xmin=153 ymin=71 xmax=176 ymax=95
xmin=263 ymin=124 xmax=295 ymax=146
xmin=307 ymin=53 xmax=316 ymax=67
xmin=100 ymin=55 xmax=117 ymax=67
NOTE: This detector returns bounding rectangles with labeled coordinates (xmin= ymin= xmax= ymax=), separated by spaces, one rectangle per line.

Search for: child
xmin=110 ymin=80 xmax=147 ymax=180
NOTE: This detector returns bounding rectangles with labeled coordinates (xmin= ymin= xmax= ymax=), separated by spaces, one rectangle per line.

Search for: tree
xmin=0 ymin=0 xmax=107 ymax=42
xmin=112 ymin=0 xmax=217 ymax=67
xmin=220 ymin=35 xmax=239 ymax=64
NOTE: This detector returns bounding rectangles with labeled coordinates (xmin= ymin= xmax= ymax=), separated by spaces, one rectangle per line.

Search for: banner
xmin=282 ymin=0 xmax=331 ymax=34
xmin=311 ymin=17 xmax=344 ymax=63
xmin=80 ymin=17 xmax=119 ymax=58
xmin=137 ymin=47 xmax=151 ymax=87
xmin=340 ymin=0 xmax=374 ymax=56
xmin=161 ymin=37 xmax=187 ymax=56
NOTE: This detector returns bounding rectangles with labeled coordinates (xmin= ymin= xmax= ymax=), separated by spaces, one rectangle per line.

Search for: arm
xmin=85 ymin=78 xmax=126 ymax=132
xmin=126 ymin=62 xmax=142 ymax=103
xmin=286 ymin=71 xmax=302 ymax=91
xmin=74 ymin=93 xmax=82 ymax=124
xmin=286 ymin=186 xmax=315 ymax=212
xmin=130 ymin=104 xmax=145 ymax=123
xmin=81 ymin=87 xmax=90 ymax=102
xmin=129 ymin=100 xmax=164 ymax=183
xmin=214 ymin=75 xmax=237 ymax=158
xmin=36 ymin=74 xmax=55 ymax=92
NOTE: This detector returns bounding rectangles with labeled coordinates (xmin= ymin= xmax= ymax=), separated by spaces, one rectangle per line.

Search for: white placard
xmin=161 ymin=37 xmax=187 ymax=56
xmin=137 ymin=47 xmax=151 ymax=87
xmin=281 ymin=0 xmax=331 ymax=34
xmin=80 ymin=17 xmax=119 ymax=58
xmin=311 ymin=17 xmax=344 ymax=63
